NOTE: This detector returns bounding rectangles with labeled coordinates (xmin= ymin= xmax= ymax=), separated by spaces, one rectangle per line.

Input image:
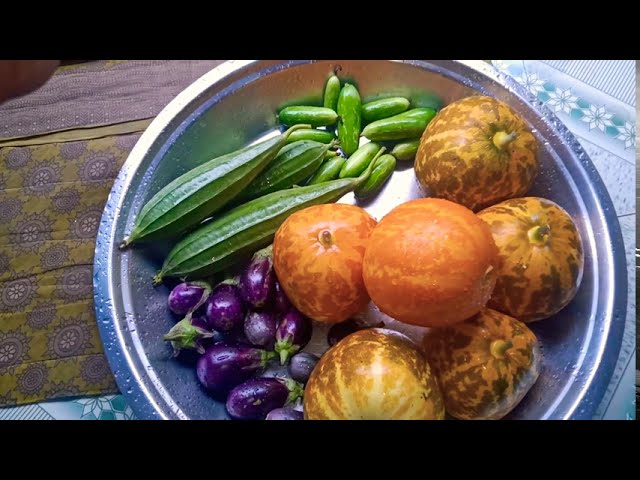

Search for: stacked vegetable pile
xmin=162 ymin=246 xmax=314 ymax=420
xmin=121 ymin=68 xmax=585 ymax=420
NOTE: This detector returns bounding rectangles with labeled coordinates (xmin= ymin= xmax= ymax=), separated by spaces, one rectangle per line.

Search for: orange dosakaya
xmin=362 ymin=198 xmax=499 ymax=327
xmin=273 ymin=203 xmax=377 ymax=324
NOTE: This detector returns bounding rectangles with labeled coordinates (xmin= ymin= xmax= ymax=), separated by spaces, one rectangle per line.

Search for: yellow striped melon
xmin=477 ymin=196 xmax=584 ymax=322
xmin=423 ymin=308 xmax=541 ymax=420
xmin=304 ymin=328 xmax=445 ymax=420
xmin=415 ymin=95 xmax=539 ymax=212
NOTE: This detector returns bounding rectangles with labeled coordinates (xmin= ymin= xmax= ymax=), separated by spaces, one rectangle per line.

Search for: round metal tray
xmin=94 ymin=60 xmax=627 ymax=420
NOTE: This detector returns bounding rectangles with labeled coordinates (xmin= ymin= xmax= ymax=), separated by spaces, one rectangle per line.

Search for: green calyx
xmin=284 ymin=378 xmax=305 ymax=404
xmin=262 ymin=350 xmax=278 ymax=365
xmin=275 ymin=338 xmax=299 ymax=365
xmin=490 ymin=339 xmax=513 ymax=359
xmin=492 ymin=131 xmax=517 ymax=150
xmin=253 ymin=244 xmax=273 ymax=260
xmin=163 ymin=317 xmax=213 ymax=356
xmin=527 ymin=224 xmax=551 ymax=246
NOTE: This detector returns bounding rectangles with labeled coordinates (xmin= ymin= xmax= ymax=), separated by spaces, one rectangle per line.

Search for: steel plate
xmin=94 ymin=60 xmax=627 ymax=420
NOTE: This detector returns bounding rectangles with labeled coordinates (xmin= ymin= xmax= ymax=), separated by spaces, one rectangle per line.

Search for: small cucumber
xmin=238 ymin=140 xmax=332 ymax=202
xmin=278 ymin=106 xmax=338 ymax=127
xmin=306 ymin=156 xmax=346 ymax=185
xmin=154 ymin=159 xmax=377 ymax=283
xmin=121 ymin=124 xmax=309 ymax=248
xmin=390 ymin=138 xmax=421 ymax=161
xmin=323 ymin=75 xmax=341 ymax=111
xmin=337 ymin=83 xmax=362 ymax=156
xmin=361 ymin=97 xmax=410 ymax=123
xmin=339 ymin=142 xmax=382 ymax=178
xmin=355 ymin=153 xmax=397 ymax=199
xmin=361 ymin=108 xmax=437 ymax=141
xmin=285 ymin=128 xmax=336 ymax=145
xmin=397 ymin=108 xmax=437 ymax=120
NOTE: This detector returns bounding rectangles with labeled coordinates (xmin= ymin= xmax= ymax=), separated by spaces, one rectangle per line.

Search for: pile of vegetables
xmin=121 ymin=67 xmax=586 ymax=421
xmin=163 ymin=245 xmax=317 ymax=420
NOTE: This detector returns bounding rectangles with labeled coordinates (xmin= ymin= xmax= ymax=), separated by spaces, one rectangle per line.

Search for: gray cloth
xmin=0 ymin=60 xmax=225 ymax=140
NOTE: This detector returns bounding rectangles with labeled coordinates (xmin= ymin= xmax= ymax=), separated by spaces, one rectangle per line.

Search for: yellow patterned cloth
xmin=0 ymin=134 xmax=141 ymax=404
xmin=0 ymin=60 xmax=225 ymax=407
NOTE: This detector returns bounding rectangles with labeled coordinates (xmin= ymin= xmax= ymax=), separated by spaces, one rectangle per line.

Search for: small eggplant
xmin=244 ymin=311 xmax=279 ymax=348
xmin=288 ymin=352 xmax=319 ymax=384
xmin=163 ymin=315 xmax=215 ymax=356
xmin=273 ymin=280 xmax=292 ymax=314
xmin=275 ymin=309 xmax=312 ymax=365
xmin=168 ymin=281 xmax=211 ymax=316
xmin=266 ymin=407 xmax=304 ymax=421
xmin=239 ymin=245 xmax=275 ymax=308
xmin=226 ymin=377 xmax=304 ymax=420
xmin=205 ymin=281 xmax=245 ymax=333
xmin=196 ymin=343 xmax=276 ymax=396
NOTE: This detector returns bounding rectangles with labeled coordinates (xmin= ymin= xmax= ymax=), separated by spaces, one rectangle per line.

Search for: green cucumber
xmin=237 ymin=140 xmax=332 ymax=202
xmin=361 ymin=97 xmax=410 ymax=123
xmin=355 ymin=153 xmax=397 ymax=199
xmin=361 ymin=108 xmax=437 ymax=141
xmin=120 ymin=124 xmax=309 ymax=248
xmin=397 ymin=108 xmax=437 ymax=120
xmin=278 ymin=106 xmax=338 ymax=127
xmin=306 ymin=156 xmax=346 ymax=185
xmin=337 ymin=83 xmax=362 ymax=156
xmin=285 ymin=128 xmax=336 ymax=145
xmin=153 ymin=159 xmax=377 ymax=283
xmin=339 ymin=142 xmax=382 ymax=178
xmin=323 ymin=74 xmax=341 ymax=111
xmin=390 ymin=138 xmax=421 ymax=161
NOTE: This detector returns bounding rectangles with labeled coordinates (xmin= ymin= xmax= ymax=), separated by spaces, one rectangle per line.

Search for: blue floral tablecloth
xmin=493 ymin=61 xmax=636 ymax=420
xmin=0 ymin=60 xmax=635 ymax=420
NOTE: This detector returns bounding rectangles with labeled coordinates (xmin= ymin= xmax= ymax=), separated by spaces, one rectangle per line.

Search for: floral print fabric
xmin=0 ymin=134 xmax=141 ymax=406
